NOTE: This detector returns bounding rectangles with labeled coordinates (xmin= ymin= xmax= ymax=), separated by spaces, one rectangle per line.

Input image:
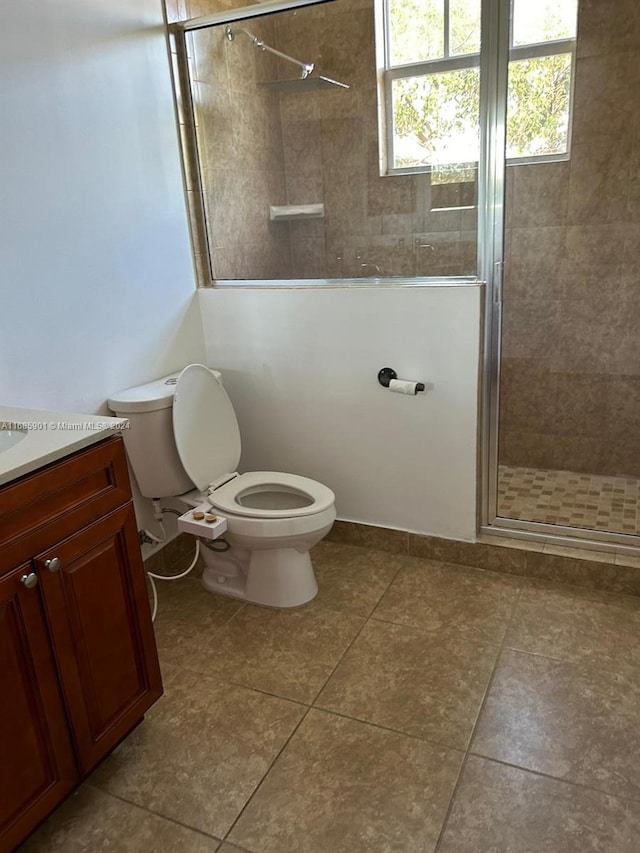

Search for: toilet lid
xmin=173 ymin=364 xmax=241 ymax=492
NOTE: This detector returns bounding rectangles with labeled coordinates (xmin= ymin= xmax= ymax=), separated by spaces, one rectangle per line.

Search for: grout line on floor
xmin=497 ymin=644 xmax=573 ymax=665
xmin=84 ymin=782 xmax=222 ymax=844
xmin=225 ymin=679 xmax=311 ymax=709
xmin=221 ymin=705 xmax=313 ymax=845
xmin=434 ymin=583 xmax=526 ymax=851
xmin=220 ymin=598 xmax=374 ymax=845
xmin=466 ymin=584 xmax=524 ymax=753
xmin=365 ymin=612 xmax=506 ymax=648
xmin=432 ymin=752 xmax=472 ymax=852
xmin=308 ymin=613 xmax=374 ymax=707
xmin=220 ymin=601 xmax=248 ymax=625
xmin=464 ymin=753 xmax=640 ymax=807
xmin=306 ymin=704 xmax=467 ymax=756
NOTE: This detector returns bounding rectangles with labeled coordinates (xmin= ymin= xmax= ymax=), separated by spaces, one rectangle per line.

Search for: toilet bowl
xmin=196 ymin=471 xmax=335 ymax=607
xmin=108 ymin=364 xmax=336 ymax=608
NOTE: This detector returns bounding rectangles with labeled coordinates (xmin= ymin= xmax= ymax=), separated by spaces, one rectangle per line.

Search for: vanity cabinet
xmin=0 ymin=436 xmax=162 ymax=852
xmin=0 ymin=563 xmax=77 ymax=851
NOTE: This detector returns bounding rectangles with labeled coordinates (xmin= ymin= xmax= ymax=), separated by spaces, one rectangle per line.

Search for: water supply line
xmin=146 ymin=540 xmax=200 ymax=624
xmin=143 ymin=501 xmax=201 ymax=623
xmin=224 ymin=24 xmax=314 ymax=78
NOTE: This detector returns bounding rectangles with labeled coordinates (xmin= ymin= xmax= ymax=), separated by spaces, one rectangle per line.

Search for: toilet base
xmin=201 ymin=544 xmax=318 ymax=608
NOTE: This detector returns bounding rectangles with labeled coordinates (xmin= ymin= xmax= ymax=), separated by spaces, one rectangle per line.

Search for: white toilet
xmin=108 ymin=364 xmax=336 ymax=607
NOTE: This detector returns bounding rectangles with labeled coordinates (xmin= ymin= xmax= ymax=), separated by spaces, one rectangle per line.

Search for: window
xmin=377 ymin=0 xmax=578 ymax=173
xmin=506 ymin=1 xmax=577 ymax=160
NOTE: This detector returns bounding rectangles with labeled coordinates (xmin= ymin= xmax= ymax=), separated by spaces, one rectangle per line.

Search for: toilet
xmin=108 ymin=364 xmax=336 ymax=607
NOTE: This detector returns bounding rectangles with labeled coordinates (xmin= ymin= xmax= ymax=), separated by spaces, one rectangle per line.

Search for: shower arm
xmin=225 ymin=24 xmax=314 ymax=79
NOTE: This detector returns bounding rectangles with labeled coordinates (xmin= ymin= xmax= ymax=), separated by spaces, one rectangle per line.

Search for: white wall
xmin=0 ymin=0 xmax=204 ymax=415
xmin=0 ymin=0 xmax=204 ymax=538
xmin=199 ymin=285 xmax=481 ymax=541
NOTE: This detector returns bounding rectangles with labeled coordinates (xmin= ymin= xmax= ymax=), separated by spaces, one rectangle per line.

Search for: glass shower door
xmin=492 ymin=0 xmax=640 ymax=541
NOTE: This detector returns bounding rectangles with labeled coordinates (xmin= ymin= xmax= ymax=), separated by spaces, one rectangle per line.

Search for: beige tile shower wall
xmin=166 ymin=0 xmax=476 ymax=279
xmin=274 ymin=0 xmax=477 ymax=279
xmin=166 ymin=0 xmax=292 ymax=280
xmin=500 ymin=0 xmax=640 ymax=478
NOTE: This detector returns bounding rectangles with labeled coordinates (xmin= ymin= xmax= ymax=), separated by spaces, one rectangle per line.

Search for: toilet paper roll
xmin=389 ymin=378 xmax=419 ymax=395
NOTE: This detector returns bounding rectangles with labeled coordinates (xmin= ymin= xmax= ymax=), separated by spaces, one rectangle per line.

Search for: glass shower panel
xmin=183 ymin=0 xmax=479 ymax=282
xmin=496 ymin=0 xmax=640 ymax=536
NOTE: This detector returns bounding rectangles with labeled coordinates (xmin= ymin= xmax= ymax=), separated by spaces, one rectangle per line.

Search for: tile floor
xmin=498 ymin=464 xmax=640 ymax=534
xmin=20 ymin=541 xmax=640 ymax=852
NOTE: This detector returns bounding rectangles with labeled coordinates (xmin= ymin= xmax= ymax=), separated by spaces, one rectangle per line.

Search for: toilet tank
xmin=107 ymin=372 xmax=193 ymax=498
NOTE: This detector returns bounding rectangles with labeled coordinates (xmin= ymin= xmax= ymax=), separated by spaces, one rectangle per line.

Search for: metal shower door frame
xmin=174 ymin=0 xmax=326 ymax=33
xmin=478 ymin=0 xmax=508 ymax=538
xmin=478 ymin=0 xmax=640 ymax=551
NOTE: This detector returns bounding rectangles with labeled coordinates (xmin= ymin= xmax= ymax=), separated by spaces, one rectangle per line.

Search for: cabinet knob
xmin=20 ymin=572 xmax=38 ymax=589
xmin=45 ymin=557 xmax=62 ymax=573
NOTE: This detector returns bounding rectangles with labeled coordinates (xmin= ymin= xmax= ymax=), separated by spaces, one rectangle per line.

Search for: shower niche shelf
xmin=269 ymin=203 xmax=325 ymax=222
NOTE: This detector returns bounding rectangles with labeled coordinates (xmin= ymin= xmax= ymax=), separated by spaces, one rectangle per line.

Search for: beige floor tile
xmin=206 ymin=604 xmax=364 ymax=703
xmin=90 ymin=668 xmax=305 ymax=839
xmin=153 ymin=577 xmax=245 ymax=664
xmin=316 ymin=619 xmax=497 ymax=749
xmin=310 ymin=542 xmax=406 ymax=616
xmin=228 ymin=709 xmax=463 ymax=853
xmin=472 ymin=649 xmax=640 ymax=800
xmin=505 ymin=580 xmax=640 ymax=668
xmin=438 ymin=755 xmax=640 ymax=853
xmin=18 ymin=785 xmax=220 ymax=852
xmin=372 ymin=559 xmax=521 ymax=643
xmin=155 ymin=579 xmax=364 ymax=703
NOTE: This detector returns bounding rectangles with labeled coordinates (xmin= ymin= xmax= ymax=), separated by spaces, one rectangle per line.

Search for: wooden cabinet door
xmin=0 ymin=563 xmax=78 ymax=852
xmin=36 ymin=504 xmax=162 ymax=773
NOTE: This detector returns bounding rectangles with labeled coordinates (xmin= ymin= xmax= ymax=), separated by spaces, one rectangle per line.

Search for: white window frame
xmin=376 ymin=0 xmax=576 ymax=176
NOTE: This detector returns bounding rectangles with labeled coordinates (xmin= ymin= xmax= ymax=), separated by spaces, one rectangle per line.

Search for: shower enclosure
xmin=488 ymin=0 xmax=640 ymax=548
xmin=166 ymin=0 xmax=640 ymax=550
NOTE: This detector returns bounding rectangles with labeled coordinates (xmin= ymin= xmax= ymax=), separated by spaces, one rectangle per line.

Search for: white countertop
xmin=0 ymin=405 xmax=128 ymax=487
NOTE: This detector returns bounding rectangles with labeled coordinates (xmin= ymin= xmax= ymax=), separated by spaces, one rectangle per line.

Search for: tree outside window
xmin=378 ymin=0 xmax=578 ymax=173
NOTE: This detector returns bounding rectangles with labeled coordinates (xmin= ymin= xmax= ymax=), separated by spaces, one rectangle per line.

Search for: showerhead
xmin=262 ymin=75 xmax=350 ymax=92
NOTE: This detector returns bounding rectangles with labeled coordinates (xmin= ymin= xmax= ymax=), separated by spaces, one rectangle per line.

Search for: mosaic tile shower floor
xmin=498 ymin=466 xmax=640 ymax=534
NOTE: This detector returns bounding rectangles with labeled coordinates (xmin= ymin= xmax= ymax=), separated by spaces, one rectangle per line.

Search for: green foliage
xmin=389 ymin=0 xmax=445 ymax=65
xmin=393 ymin=69 xmax=480 ymax=167
xmin=449 ymin=0 xmax=481 ymax=56
xmin=506 ymin=54 xmax=572 ymax=158
xmin=389 ymin=0 xmax=573 ymax=167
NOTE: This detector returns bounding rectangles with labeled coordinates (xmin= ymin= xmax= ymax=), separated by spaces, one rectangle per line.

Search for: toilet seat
xmin=209 ymin=471 xmax=335 ymax=518
xmin=173 ymin=365 xmax=335 ymax=524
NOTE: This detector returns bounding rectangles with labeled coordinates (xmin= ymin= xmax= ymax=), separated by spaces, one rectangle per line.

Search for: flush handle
xmin=20 ymin=572 xmax=38 ymax=589
xmin=45 ymin=557 xmax=62 ymax=573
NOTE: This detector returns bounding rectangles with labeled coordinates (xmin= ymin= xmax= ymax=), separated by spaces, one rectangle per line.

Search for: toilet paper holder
xmin=377 ymin=367 xmax=425 ymax=394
